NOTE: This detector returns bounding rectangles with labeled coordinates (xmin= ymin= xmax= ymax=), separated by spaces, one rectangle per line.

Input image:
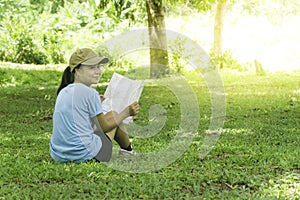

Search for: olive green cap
xmin=69 ymin=48 xmax=109 ymax=72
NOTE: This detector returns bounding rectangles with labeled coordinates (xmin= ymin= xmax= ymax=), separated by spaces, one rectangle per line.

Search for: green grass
xmin=0 ymin=66 xmax=299 ymax=199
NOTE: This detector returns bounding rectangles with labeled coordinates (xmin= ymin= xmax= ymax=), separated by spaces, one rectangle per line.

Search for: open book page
xmin=101 ymin=72 xmax=144 ymax=124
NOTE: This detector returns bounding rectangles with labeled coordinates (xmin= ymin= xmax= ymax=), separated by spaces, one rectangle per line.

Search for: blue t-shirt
xmin=50 ymin=83 xmax=103 ymax=163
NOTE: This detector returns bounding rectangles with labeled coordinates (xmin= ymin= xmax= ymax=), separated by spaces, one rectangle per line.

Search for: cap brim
xmin=81 ymin=56 xmax=109 ymax=66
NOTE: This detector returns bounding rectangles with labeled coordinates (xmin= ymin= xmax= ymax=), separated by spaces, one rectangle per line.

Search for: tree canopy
xmin=0 ymin=0 xmax=299 ymax=71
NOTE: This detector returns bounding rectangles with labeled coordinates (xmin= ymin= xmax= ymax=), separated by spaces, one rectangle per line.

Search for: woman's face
xmin=74 ymin=64 xmax=102 ymax=86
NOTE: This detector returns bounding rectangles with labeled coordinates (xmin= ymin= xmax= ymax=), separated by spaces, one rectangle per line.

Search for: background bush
xmin=0 ymin=0 xmax=146 ymax=66
xmin=210 ymin=50 xmax=247 ymax=71
xmin=0 ymin=10 xmax=64 ymax=64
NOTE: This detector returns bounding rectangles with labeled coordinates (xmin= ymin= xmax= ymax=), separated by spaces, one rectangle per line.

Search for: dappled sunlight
xmin=1 ymin=75 xmax=16 ymax=87
xmin=0 ymin=1 xmax=299 ymax=198
xmin=260 ymin=172 xmax=300 ymax=198
xmin=0 ymin=133 xmax=12 ymax=142
xmin=221 ymin=128 xmax=253 ymax=135
xmin=293 ymin=89 xmax=300 ymax=96
xmin=0 ymin=62 xmax=65 ymax=71
xmin=230 ymin=90 xmax=268 ymax=96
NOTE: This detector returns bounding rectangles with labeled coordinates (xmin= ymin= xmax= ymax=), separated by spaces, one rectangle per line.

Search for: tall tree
xmin=213 ymin=0 xmax=227 ymax=57
xmin=146 ymin=0 xmax=169 ymax=78
xmin=168 ymin=0 xmax=226 ymax=57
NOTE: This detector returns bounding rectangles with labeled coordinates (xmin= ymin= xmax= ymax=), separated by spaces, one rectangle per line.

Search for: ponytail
xmin=57 ymin=66 xmax=75 ymax=95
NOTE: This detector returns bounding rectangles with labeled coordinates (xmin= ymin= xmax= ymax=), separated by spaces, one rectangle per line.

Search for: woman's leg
xmin=113 ymin=124 xmax=131 ymax=150
xmin=104 ymin=111 xmax=132 ymax=150
xmin=106 ymin=128 xmax=116 ymax=141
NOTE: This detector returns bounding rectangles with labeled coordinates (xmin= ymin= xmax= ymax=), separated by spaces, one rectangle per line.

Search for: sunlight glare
xmin=166 ymin=8 xmax=300 ymax=72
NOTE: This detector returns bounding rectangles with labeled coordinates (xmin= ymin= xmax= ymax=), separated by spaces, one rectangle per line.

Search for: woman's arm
xmin=96 ymin=102 xmax=139 ymax=132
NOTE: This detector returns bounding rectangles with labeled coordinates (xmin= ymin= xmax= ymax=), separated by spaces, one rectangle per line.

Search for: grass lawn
xmin=0 ymin=66 xmax=299 ymax=199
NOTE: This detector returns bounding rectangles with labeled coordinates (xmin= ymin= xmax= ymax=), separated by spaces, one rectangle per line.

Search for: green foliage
xmin=29 ymin=0 xmax=48 ymax=13
xmin=0 ymin=17 xmax=64 ymax=64
xmin=0 ymin=0 xmax=28 ymax=20
xmin=1 ymin=0 xmax=300 ymax=68
xmin=232 ymin=0 xmax=300 ymax=16
xmin=0 ymin=0 xmax=148 ymax=65
xmin=168 ymin=37 xmax=191 ymax=74
xmin=210 ymin=50 xmax=247 ymax=71
xmin=166 ymin=0 xmax=217 ymax=12
xmin=93 ymin=0 xmax=147 ymax=25
xmin=0 ymin=66 xmax=299 ymax=199
xmin=190 ymin=0 xmax=216 ymax=12
xmin=0 ymin=14 xmax=48 ymax=64
xmin=0 ymin=0 xmax=66 ymax=64
xmin=169 ymin=52 xmax=185 ymax=73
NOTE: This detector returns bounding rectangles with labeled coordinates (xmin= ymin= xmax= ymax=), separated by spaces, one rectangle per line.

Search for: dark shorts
xmin=94 ymin=130 xmax=113 ymax=162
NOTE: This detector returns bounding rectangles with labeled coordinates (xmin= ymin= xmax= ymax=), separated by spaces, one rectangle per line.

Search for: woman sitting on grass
xmin=49 ymin=48 xmax=139 ymax=163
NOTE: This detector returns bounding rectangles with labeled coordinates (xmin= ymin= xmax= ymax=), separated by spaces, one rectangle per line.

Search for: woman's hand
xmin=128 ymin=102 xmax=139 ymax=116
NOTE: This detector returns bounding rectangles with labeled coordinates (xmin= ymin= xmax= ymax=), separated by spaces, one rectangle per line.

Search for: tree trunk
xmin=146 ymin=0 xmax=169 ymax=78
xmin=213 ymin=0 xmax=226 ymax=57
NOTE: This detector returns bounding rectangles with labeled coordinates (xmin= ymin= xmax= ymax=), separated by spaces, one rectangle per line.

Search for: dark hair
xmin=57 ymin=66 xmax=78 ymax=95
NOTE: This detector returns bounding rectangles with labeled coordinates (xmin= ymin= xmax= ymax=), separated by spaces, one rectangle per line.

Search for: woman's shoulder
xmin=73 ymin=83 xmax=98 ymax=94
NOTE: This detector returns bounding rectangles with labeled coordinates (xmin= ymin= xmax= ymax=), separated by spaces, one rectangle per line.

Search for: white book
xmin=101 ymin=72 xmax=144 ymax=124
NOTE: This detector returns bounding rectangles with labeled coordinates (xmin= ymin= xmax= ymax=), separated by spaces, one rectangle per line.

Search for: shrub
xmin=14 ymin=32 xmax=48 ymax=64
xmin=210 ymin=50 xmax=246 ymax=71
xmin=0 ymin=14 xmax=48 ymax=64
xmin=0 ymin=8 xmax=66 ymax=65
xmin=0 ymin=0 xmax=146 ymax=65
